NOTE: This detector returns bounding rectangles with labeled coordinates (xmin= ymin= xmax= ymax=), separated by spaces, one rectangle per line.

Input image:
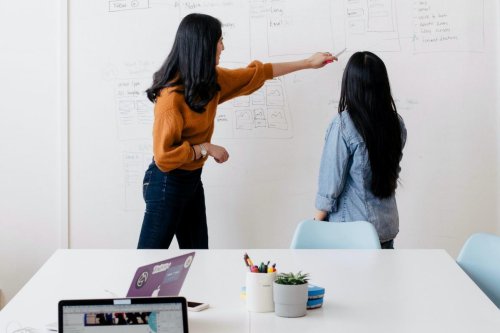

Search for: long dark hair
xmin=338 ymin=51 xmax=403 ymax=198
xmin=146 ymin=13 xmax=222 ymax=113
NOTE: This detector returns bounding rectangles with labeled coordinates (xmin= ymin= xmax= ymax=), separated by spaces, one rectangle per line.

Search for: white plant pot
xmin=273 ymin=282 xmax=308 ymax=318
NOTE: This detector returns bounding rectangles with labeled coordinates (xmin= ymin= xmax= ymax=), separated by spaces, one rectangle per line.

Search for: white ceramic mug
xmin=246 ymin=272 xmax=276 ymax=312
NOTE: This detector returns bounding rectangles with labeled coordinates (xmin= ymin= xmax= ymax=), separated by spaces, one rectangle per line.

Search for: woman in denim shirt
xmin=314 ymin=51 xmax=406 ymax=249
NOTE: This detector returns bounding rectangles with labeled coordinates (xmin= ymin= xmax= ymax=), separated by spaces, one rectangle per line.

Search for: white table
xmin=1 ymin=249 xmax=499 ymax=332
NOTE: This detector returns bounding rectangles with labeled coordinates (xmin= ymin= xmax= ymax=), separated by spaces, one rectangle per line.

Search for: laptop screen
xmin=59 ymin=297 xmax=188 ymax=333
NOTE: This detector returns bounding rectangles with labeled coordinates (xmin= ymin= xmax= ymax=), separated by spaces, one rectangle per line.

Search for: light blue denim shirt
xmin=315 ymin=111 xmax=407 ymax=242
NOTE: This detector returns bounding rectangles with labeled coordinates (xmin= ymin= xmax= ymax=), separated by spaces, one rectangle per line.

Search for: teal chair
xmin=290 ymin=220 xmax=381 ymax=249
xmin=456 ymin=233 xmax=500 ymax=308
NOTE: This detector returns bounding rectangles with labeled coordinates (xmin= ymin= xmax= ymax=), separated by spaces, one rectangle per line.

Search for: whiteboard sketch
xmin=341 ymin=0 xmax=401 ymax=52
xmin=109 ymin=0 xmax=149 ymax=12
xmin=213 ymin=78 xmax=292 ymax=139
xmin=115 ymin=78 xmax=152 ymax=140
xmin=263 ymin=0 xmax=335 ymax=56
xmin=412 ymin=0 xmax=484 ymax=52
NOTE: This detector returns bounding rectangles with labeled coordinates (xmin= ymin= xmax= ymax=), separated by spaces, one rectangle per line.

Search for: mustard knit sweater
xmin=153 ymin=61 xmax=274 ymax=172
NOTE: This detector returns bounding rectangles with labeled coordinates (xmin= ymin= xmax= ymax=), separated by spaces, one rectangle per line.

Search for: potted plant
xmin=273 ymin=271 xmax=309 ymax=317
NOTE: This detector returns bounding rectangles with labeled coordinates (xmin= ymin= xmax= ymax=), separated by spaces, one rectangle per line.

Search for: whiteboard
xmin=69 ymin=0 xmax=498 ymax=253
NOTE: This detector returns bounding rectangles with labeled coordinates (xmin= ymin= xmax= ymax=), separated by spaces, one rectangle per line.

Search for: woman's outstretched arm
xmin=272 ymin=52 xmax=336 ymax=77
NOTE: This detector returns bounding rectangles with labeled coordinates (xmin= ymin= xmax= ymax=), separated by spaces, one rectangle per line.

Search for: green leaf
xmin=275 ymin=271 xmax=310 ymax=285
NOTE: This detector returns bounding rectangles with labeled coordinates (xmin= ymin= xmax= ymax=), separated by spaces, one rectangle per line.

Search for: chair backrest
xmin=290 ymin=220 xmax=381 ymax=249
xmin=456 ymin=232 xmax=500 ymax=308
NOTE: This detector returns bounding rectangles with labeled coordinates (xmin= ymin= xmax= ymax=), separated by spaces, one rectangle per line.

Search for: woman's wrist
xmin=192 ymin=145 xmax=201 ymax=160
xmin=198 ymin=143 xmax=209 ymax=159
xmin=191 ymin=143 xmax=210 ymax=161
xmin=202 ymin=142 xmax=210 ymax=156
xmin=191 ymin=145 xmax=196 ymax=161
xmin=304 ymin=58 xmax=313 ymax=70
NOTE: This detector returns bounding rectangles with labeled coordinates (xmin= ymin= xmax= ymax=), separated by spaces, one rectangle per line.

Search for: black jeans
xmin=137 ymin=161 xmax=208 ymax=249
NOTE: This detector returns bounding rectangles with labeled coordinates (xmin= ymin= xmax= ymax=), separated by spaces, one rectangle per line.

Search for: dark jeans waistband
xmin=151 ymin=159 xmax=202 ymax=178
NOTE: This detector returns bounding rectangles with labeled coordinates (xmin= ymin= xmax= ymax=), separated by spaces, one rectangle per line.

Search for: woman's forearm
xmin=271 ymin=52 xmax=336 ymax=78
xmin=272 ymin=59 xmax=310 ymax=77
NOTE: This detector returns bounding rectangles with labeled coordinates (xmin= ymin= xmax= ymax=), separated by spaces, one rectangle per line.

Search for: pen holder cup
xmin=246 ymin=272 xmax=276 ymax=312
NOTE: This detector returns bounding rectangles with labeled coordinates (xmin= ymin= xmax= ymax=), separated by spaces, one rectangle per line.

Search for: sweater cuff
xmin=182 ymin=141 xmax=194 ymax=162
xmin=263 ymin=63 xmax=274 ymax=80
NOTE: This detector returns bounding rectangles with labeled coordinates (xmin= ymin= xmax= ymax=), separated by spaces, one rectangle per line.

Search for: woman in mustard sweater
xmin=137 ymin=13 xmax=335 ymax=249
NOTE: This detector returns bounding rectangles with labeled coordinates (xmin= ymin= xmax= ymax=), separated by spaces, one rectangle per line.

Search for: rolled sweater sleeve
xmin=152 ymin=100 xmax=193 ymax=172
xmin=218 ymin=61 xmax=274 ymax=104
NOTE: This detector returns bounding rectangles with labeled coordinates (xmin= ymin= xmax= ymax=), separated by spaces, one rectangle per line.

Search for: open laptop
xmin=127 ymin=252 xmax=195 ymax=297
xmin=58 ymin=297 xmax=188 ymax=333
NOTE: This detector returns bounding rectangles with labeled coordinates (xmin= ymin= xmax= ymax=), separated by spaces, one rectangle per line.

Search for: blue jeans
xmin=137 ymin=161 xmax=208 ymax=249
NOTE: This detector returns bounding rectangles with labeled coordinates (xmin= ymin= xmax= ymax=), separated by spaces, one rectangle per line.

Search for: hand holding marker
xmin=244 ymin=253 xmax=276 ymax=273
xmin=324 ymin=48 xmax=347 ymax=64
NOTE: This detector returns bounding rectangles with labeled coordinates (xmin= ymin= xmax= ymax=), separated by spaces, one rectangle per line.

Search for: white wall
xmin=0 ymin=0 xmax=63 ymax=308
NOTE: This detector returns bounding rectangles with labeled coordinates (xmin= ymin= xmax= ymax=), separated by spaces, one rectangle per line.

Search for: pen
xmin=243 ymin=253 xmax=250 ymax=267
xmin=335 ymin=47 xmax=347 ymax=58
xmin=244 ymin=252 xmax=254 ymax=267
xmin=245 ymin=254 xmax=277 ymax=273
